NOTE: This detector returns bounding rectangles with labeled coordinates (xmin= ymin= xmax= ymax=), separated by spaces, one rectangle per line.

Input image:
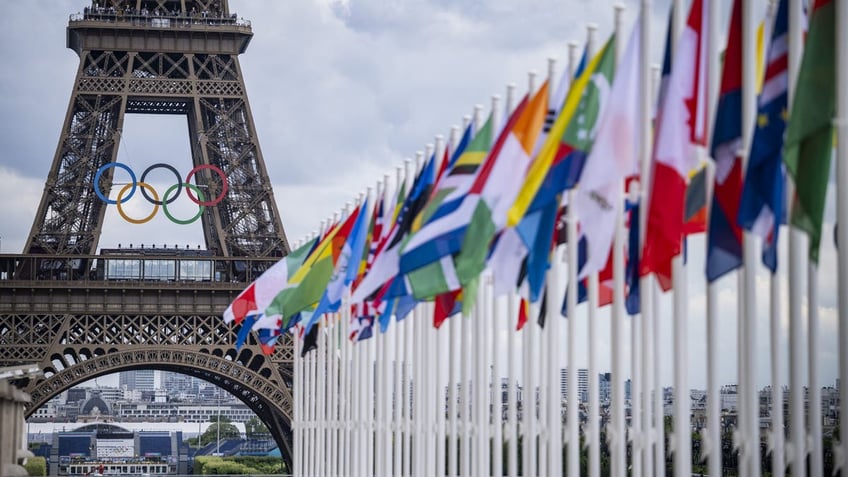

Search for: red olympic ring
xmin=184 ymin=164 xmax=228 ymax=207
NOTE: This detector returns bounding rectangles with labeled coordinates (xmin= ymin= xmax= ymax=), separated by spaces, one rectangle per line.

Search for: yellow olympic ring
xmin=115 ymin=182 xmax=159 ymax=224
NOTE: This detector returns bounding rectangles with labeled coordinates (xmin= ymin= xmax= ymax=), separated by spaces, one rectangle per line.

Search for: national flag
xmin=683 ymin=165 xmax=709 ymax=235
xmin=706 ymin=0 xmax=744 ymax=282
xmin=454 ymin=80 xmax=550 ymax=290
xmin=266 ymin=217 xmax=348 ymax=322
xmin=516 ymin=37 xmax=618 ymax=302
xmin=783 ymin=0 xmax=833 ymax=263
xmin=303 ymin=200 xmax=369 ymax=333
xmin=656 ymin=5 xmax=674 ymax=118
xmin=516 ymin=297 xmax=530 ymax=330
xmin=641 ymin=0 xmax=711 ymax=290
xmin=574 ymin=19 xmax=640 ymax=280
xmin=399 ymin=114 xmax=495 ymax=280
xmin=738 ymin=0 xmax=790 ymax=272
xmin=350 ymin=154 xmax=436 ymax=305
xmin=625 ymin=200 xmax=641 ymax=314
xmin=300 ymin=322 xmax=319 ymax=356
xmin=507 ymin=37 xmax=615 ymax=227
xmin=223 ymin=238 xmax=317 ymax=326
xmin=433 ymin=289 xmax=462 ymax=328
xmin=351 ymin=186 xmax=393 ymax=339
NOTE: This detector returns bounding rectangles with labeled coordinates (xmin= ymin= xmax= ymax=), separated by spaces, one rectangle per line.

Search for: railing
xmin=69 ymin=10 xmax=252 ymax=31
xmin=0 ymin=252 xmax=280 ymax=288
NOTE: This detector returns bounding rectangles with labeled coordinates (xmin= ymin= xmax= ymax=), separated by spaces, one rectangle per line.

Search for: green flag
xmin=783 ymin=0 xmax=835 ymax=263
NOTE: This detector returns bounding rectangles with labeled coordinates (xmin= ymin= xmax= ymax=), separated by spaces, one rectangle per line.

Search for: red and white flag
xmin=640 ymin=0 xmax=710 ymax=290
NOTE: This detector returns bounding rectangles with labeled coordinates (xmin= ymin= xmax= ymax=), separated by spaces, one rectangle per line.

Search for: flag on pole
xmin=351 ymin=154 xmax=436 ymax=304
xmin=454 ymin=80 xmax=550 ymax=289
xmin=304 ymin=200 xmax=369 ymax=333
xmin=706 ymin=0 xmax=744 ymax=282
xmin=641 ymin=0 xmax=710 ymax=290
xmin=223 ymin=238 xmax=317 ymax=326
xmin=265 ymin=218 xmax=347 ymax=322
xmin=738 ymin=0 xmax=790 ymax=272
xmin=783 ymin=0 xmax=834 ymax=263
xmin=507 ymin=39 xmax=613 ymax=227
xmin=399 ymin=114 xmax=495 ymax=284
xmin=574 ymin=19 xmax=640 ymax=280
xmin=683 ymin=166 xmax=709 ymax=236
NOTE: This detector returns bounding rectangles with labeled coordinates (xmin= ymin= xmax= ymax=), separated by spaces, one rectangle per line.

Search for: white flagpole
xmin=609 ymin=6 xmax=644 ymax=477
xmin=756 ymin=7 xmax=784 ymax=477
xmin=378 ymin=191 xmax=392 ymax=477
xmin=522 ymin=302 xmax=537 ymax=477
xmin=786 ymin=0 xmax=807 ymax=473
xmin=671 ymin=250 xmax=689 ymax=477
xmin=703 ymin=0 xmax=721 ymax=475
xmin=483 ymin=93 xmax=502 ymax=477
xmin=574 ymin=25 xmax=599 ymax=469
xmin=332 ymin=312 xmax=341 ymax=477
xmin=447 ymin=116 xmax=468 ymax=477
xmin=646 ymin=63 xmax=665 ymax=477
xmin=341 ymin=289 xmax=351 ymax=477
xmin=667 ymin=0 xmax=687 ymax=473
xmin=506 ymin=292 xmax=519 ymax=477
xmin=434 ymin=130 xmax=453 ymax=477
xmin=413 ymin=150 xmax=428 ymax=477
xmin=541 ymin=53 xmax=561 ymax=477
xmin=587 ymin=270 xmax=600 ymax=477
xmin=835 ymin=0 xmax=848 ymax=473
xmin=419 ymin=147 xmax=433 ymax=477
xmin=523 ymin=70 xmax=539 ymax=477
xmin=309 ymin=325 xmax=318 ymax=477
xmin=637 ymin=2 xmax=655 ymax=475
xmin=500 ymin=87 xmax=518 ymax=477
xmin=317 ymin=314 xmax=327 ymax=477
xmin=808 ymin=265 xmax=822 ymax=477
xmin=601 ymin=10 xmax=627 ymax=476
xmin=354 ymin=299 xmax=365 ymax=477
xmin=460 ymin=162 xmax=473 ymax=477
xmin=742 ymin=0 xmax=760 ymax=474
xmin=566 ymin=26 xmax=584 ymax=476
xmin=769 ymin=271 xmax=785 ymax=477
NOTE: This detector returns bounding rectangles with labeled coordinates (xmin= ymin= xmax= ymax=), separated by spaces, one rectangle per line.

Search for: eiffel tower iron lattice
xmin=0 ymin=0 xmax=296 ymax=469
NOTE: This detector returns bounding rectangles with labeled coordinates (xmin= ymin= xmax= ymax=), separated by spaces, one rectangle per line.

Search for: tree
xmin=245 ymin=416 xmax=270 ymax=438
xmin=200 ymin=414 xmax=241 ymax=446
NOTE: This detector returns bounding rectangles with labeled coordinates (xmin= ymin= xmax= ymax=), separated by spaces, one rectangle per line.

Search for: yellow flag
xmin=506 ymin=44 xmax=609 ymax=227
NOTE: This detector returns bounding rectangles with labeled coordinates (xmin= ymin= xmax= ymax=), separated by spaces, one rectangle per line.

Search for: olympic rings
xmin=93 ymin=162 xmax=228 ymax=224
xmin=162 ymin=183 xmax=206 ymax=225
xmin=94 ymin=162 xmax=137 ymax=205
xmin=116 ymin=182 xmax=159 ymax=224
xmin=140 ymin=163 xmax=182 ymax=205
xmin=185 ymin=164 xmax=228 ymax=207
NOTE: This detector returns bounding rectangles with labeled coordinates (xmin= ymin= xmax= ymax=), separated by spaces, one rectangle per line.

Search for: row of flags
xmin=224 ymin=0 xmax=834 ymax=355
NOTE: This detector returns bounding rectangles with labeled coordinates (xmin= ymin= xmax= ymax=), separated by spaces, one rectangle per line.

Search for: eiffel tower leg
xmin=25 ymin=49 xmax=130 ymax=257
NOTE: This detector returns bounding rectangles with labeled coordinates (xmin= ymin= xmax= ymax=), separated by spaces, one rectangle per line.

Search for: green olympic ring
xmin=162 ymin=183 xmax=206 ymax=225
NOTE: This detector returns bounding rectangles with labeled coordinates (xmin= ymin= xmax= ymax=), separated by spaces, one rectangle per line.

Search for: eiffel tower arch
xmin=1 ymin=0 xmax=296 ymax=469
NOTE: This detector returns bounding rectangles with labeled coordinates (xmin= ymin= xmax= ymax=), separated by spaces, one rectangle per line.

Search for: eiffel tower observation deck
xmin=0 ymin=0 xmax=295 ymax=470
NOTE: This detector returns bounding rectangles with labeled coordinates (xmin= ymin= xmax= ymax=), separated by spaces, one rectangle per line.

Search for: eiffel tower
xmin=0 ymin=0 xmax=296 ymax=469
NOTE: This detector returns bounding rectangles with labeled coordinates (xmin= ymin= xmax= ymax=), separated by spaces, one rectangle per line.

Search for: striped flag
xmin=783 ymin=0 xmax=835 ymax=263
xmin=706 ymin=0 xmax=744 ymax=282
xmin=738 ymin=0 xmax=790 ymax=272
xmin=641 ymin=0 xmax=710 ymax=290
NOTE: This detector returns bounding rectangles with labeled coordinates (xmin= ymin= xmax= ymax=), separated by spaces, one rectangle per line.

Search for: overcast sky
xmin=1 ymin=0 xmax=839 ymax=392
